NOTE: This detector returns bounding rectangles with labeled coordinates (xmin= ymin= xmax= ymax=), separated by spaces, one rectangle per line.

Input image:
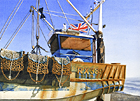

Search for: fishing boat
xmin=0 ymin=0 xmax=126 ymax=100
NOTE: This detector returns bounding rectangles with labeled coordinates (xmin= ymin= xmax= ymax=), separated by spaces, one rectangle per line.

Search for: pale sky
xmin=0 ymin=0 xmax=140 ymax=78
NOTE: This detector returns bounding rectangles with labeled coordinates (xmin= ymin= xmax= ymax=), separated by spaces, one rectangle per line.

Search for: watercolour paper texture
xmin=0 ymin=0 xmax=140 ymax=100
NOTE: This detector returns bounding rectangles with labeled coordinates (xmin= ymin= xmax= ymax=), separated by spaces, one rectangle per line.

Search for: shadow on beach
xmin=110 ymin=92 xmax=140 ymax=101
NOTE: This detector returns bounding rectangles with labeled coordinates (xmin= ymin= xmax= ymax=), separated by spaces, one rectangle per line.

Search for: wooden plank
xmin=70 ymin=78 xmax=124 ymax=82
xmin=102 ymin=65 xmax=111 ymax=79
xmin=71 ymin=62 xmax=126 ymax=79
xmin=60 ymin=36 xmax=91 ymax=51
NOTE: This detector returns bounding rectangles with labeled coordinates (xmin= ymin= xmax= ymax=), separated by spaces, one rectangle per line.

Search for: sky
xmin=0 ymin=0 xmax=140 ymax=78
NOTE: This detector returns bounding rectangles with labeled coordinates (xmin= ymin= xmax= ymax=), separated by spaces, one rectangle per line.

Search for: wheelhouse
xmin=48 ymin=30 xmax=96 ymax=63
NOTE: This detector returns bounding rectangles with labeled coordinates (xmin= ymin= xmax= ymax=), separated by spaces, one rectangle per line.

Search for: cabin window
xmin=60 ymin=36 xmax=91 ymax=51
xmin=50 ymin=36 xmax=59 ymax=54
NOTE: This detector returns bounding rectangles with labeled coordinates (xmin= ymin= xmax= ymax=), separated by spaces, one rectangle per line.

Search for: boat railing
xmin=70 ymin=62 xmax=126 ymax=92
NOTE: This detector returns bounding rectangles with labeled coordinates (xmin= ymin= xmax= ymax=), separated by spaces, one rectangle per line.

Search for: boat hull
xmin=0 ymin=81 xmax=124 ymax=100
xmin=0 ymin=50 xmax=126 ymax=100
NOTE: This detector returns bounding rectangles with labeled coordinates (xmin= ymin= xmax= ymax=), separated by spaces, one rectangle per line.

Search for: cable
xmin=0 ymin=0 xmax=21 ymax=35
xmin=45 ymin=0 xmax=54 ymax=28
xmin=56 ymin=0 xmax=70 ymax=26
xmin=59 ymin=58 xmax=63 ymax=88
xmin=44 ymin=12 xmax=82 ymax=22
xmin=39 ymin=25 xmax=48 ymax=44
xmin=42 ymin=19 xmax=51 ymax=31
xmin=44 ymin=10 xmax=79 ymax=17
xmin=87 ymin=6 xmax=94 ymax=35
xmin=33 ymin=8 xmax=51 ymax=31
xmin=31 ymin=10 xmax=35 ymax=49
xmin=4 ymin=12 xmax=31 ymax=49
xmin=36 ymin=55 xmax=40 ymax=84
xmin=31 ymin=15 xmax=49 ymax=54
xmin=4 ymin=12 xmax=29 ymax=48
xmin=34 ymin=15 xmax=48 ymax=43
xmin=44 ymin=9 xmax=93 ymax=23
xmin=36 ymin=0 xmax=40 ymax=39
xmin=4 ymin=12 xmax=30 ymax=48
xmin=0 ymin=0 xmax=23 ymax=40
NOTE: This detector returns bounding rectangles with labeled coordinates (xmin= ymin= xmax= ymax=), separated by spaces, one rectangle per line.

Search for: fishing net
xmin=27 ymin=54 xmax=49 ymax=82
xmin=52 ymin=56 xmax=71 ymax=87
xmin=52 ymin=56 xmax=71 ymax=76
xmin=0 ymin=49 xmax=24 ymax=80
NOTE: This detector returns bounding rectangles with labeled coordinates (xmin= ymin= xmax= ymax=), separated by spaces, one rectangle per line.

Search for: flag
xmin=39 ymin=7 xmax=46 ymax=19
xmin=69 ymin=22 xmax=88 ymax=33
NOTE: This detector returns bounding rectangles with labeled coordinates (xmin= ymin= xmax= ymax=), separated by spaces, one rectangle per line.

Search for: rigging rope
xmin=34 ymin=15 xmax=48 ymax=45
xmin=45 ymin=0 xmax=54 ymax=29
xmin=44 ymin=10 xmax=79 ymax=17
xmin=56 ymin=0 xmax=70 ymax=27
xmin=30 ymin=14 xmax=50 ymax=54
xmin=36 ymin=0 xmax=38 ymax=9
xmin=44 ymin=12 xmax=82 ymax=22
xmin=36 ymin=0 xmax=40 ymax=43
xmin=39 ymin=25 xmax=48 ymax=44
xmin=9 ymin=56 xmax=13 ymax=80
xmin=4 ymin=12 xmax=31 ymax=49
xmin=0 ymin=0 xmax=23 ymax=40
xmin=31 ymin=10 xmax=35 ymax=49
xmin=86 ymin=0 xmax=93 ymax=16
xmin=0 ymin=0 xmax=21 ymax=34
xmin=59 ymin=58 xmax=63 ymax=88
xmin=87 ymin=6 xmax=94 ymax=35
xmin=36 ymin=55 xmax=40 ymax=84
xmin=42 ymin=19 xmax=51 ymax=31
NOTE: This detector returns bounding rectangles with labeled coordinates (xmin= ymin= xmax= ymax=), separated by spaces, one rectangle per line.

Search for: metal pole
xmin=66 ymin=0 xmax=96 ymax=33
xmin=85 ymin=3 xmax=100 ymax=20
xmin=98 ymin=1 xmax=104 ymax=35
xmin=31 ymin=6 xmax=55 ymax=31
xmin=36 ymin=0 xmax=40 ymax=55
xmin=86 ymin=0 xmax=105 ymax=20
xmin=97 ymin=0 xmax=105 ymax=63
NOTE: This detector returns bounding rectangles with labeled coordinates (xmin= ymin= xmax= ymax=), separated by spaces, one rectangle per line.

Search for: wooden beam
xmin=70 ymin=78 xmax=125 ymax=82
xmin=31 ymin=6 xmax=55 ymax=30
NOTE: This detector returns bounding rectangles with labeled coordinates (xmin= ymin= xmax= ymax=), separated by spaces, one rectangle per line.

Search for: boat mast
xmin=98 ymin=0 xmax=105 ymax=35
xmin=36 ymin=0 xmax=40 ymax=55
xmin=66 ymin=0 xmax=105 ymax=63
xmin=30 ymin=0 xmax=50 ymax=54
xmin=97 ymin=0 xmax=105 ymax=63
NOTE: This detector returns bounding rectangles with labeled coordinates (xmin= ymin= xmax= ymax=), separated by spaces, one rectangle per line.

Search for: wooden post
xmin=93 ymin=40 xmax=96 ymax=63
